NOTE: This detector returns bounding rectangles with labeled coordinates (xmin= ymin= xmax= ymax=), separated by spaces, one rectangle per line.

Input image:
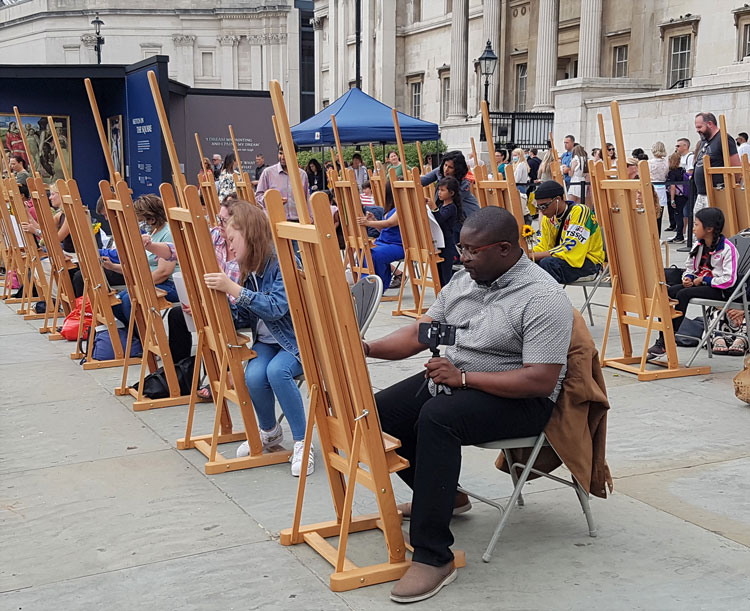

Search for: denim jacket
xmin=230 ymin=255 xmax=300 ymax=359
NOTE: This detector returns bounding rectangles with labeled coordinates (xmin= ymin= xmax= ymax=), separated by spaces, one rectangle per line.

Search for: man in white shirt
xmin=737 ymin=132 xmax=750 ymax=162
xmin=676 ymin=137 xmax=694 ymax=172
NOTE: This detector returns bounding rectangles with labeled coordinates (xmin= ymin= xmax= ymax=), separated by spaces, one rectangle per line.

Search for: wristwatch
xmin=460 ymin=369 xmax=467 ymax=389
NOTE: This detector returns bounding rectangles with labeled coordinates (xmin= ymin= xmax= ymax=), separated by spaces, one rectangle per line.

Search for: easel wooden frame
xmin=702 ymin=115 xmax=749 ymax=237
xmin=268 ymin=79 xmax=465 ymax=592
xmin=548 ymin=132 xmax=567 ymax=187
xmin=146 ymin=69 xmax=290 ymax=473
xmin=474 ymin=101 xmax=529 ymax=254
xmin=99 ymin=178 xmax=192 ymax=411
xmin=1 ymin=141 xmax=50 ymax=320
xmin=389 ymin=108 xmax=442 ymax=318
xmin=228 ymin=125 xmax=260 ymax=207
xmin=592 ymin=101 xmax=709 ymax=381
xmin=194 ymin=132 xmax=221 ymax=224
xmin=330 ymin=115 xmax=375 ymax=282
xmin=0 ymin=177 xmax=27 ymax=305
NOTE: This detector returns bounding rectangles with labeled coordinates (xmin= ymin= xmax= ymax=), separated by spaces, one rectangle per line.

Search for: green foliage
xmin=296 ymin=141 xmax=446 ymax=171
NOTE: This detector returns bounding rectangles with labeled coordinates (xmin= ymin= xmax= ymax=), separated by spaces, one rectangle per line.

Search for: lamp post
xmin=91 ymin=13 xmax=105 ymax=65
xmin=478 ymin=40 xmax=498 ymax=106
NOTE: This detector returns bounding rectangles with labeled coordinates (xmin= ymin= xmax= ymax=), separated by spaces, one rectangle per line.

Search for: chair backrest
xmin=350 ymin=275 xmax=382 ymax=337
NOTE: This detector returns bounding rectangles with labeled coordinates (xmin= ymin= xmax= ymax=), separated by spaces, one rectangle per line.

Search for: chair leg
xmin=573 ymin=482 xmax=598 ymax=537
xmin=505 ymin=448 xmax=524 ymax=507
xmin=581 ymin=286 xmax=595 ymax=326
xmin=481 ymin=434 xmax=547 ymax=563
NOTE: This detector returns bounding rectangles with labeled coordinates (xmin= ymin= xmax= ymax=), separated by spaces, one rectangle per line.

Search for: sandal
xmin=727 ymin=337 xmax=748 ymax=357
xmin=196 ymin=385 xmax=212 ymax=401
xmin=712 ymin=337 xmax=729 ymax=355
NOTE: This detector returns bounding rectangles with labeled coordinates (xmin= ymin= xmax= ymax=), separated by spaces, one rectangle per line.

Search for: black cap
xmin=534 ymin=180 xmax=565 ymax=200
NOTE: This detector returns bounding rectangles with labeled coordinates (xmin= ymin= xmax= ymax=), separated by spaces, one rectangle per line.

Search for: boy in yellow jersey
xmin=531 ymin=180 xmax=605 ymax=283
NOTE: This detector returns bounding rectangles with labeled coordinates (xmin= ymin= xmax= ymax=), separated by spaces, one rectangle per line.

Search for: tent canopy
xmin=290 ymin=87 xmax=440 ymax=146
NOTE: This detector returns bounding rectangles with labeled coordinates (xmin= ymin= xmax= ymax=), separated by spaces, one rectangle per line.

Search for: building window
xmin=668 ymin=34 xmax=692 ymax=87
xmin=322 ymin=99 xmax=329 ymax=108
xmin=744 ymin=24 xmax=750 ymax=59
xmin=201 ymin=52 xmax=214 ymax=77
xmin=410 ymin=81 xmax=422 ymax=119
xmin=409 ymin=0 xmax=421 ymax=24
xmin=515 ymin=63 xmax=527 ymax=111
xmin=613 ymin=44 xmax=628 ymax=77
xmin=141 ymin=45 xmax=162 ymax=59
xmin=441 ymin=76 xmax=450 ymax=122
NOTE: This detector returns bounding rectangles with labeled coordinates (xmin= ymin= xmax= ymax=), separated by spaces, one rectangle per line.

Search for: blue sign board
xmin=125 ymin=66 xmax=162 ymax=198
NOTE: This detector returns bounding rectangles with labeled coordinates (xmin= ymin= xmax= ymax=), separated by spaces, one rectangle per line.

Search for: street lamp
xmin=91 ymin=13 xmax=105 ymax=65
xmin=478 ymin=40 xmax=498 ymax=105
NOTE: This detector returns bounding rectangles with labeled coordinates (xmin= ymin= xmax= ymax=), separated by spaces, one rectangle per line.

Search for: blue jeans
xmin=371 ymin=241 xmax=404 ymax=292
xmin=244 ymin=341 xmax=306 ymax=441
xmin=538 ymin=256 xmax=600 ymax=284
xmin=113 ymin=279 xmax=179 ymax=329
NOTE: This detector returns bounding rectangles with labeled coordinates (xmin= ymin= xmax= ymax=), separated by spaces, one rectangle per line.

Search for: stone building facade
xmin=0 ymin=0 xmax=315 ymax=122
xmin=313 ymin=0 xmax=750 ymax=152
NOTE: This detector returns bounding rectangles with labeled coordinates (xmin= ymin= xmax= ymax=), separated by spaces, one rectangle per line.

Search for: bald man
xmin=364 ymin=207 xmax=574 ymax=603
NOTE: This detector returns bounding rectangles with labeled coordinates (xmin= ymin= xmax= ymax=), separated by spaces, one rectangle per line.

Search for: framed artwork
xmin=0 ymin=113 xmax=71 ymax=184
xmin=107 ymin=114 xmax=124 ymax=178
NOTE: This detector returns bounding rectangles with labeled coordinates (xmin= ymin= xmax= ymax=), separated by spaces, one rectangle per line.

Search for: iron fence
xmin=480 ymin=111 xmax=555 ymax=151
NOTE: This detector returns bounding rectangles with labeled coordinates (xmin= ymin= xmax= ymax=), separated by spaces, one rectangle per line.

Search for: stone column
xmin=217 ymin=34 xmax=240 ymax=89
xmin=172 ymin=34 xmax=196 ymax=87
xmin=482 ymin=0 xmax=502 ymax=109
xmin=578 ymin=0 xmax=602 ymax=78
xmin=375 ymin=0 xmax=396 ymax=106
xmin=311 ymin=16 xmax=324 ymax=110
xmin=80 ymin=33 xmax=98 ymax=64
xmin=532 ymin=0 xmax=558 ymax=111
xmin=447 ymin=0 xmax=469 ymax=120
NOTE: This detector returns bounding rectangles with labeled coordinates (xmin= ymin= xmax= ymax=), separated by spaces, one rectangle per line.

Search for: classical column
xmin=172 ymin=34 xmax=196 ymax=87
xmin=578 ymin=0 xmax=602 ymax=78
xmin=532 ymin=0 xmax=558 ymax=111
xmin=447 ymin=0 xmax=468 ymax=120
xmin=482 ymin=0 xmax=502 ymax=109
xmin=375 ymin=0 xmax=396 ymax=106
xmin=217 ymin=34 xmax=240 ymax=89
xmin=80 ymin=33 xmax=98 ymax=64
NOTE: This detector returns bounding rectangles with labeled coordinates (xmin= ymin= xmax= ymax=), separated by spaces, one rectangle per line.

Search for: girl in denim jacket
xmin=204 ymin=203 xmax=313 ymax=477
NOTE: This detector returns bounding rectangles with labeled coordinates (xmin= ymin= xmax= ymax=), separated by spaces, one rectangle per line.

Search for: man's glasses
xmin=535 ymin=197 xmax=560 ymax=212
xmin=456 ymin=241 xmax=507 ymax=259
xmin=215 ymin=214 xmax=228 ymax=226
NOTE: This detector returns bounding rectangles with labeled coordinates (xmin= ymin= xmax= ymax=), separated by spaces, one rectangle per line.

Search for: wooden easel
xmin=99 ymin=178 xmax=191 ymax=410
xmin=593 ymin=101 xmax=709 ymax=381
xmin=548 ymin=132 xmax=567 ymax=187
xmin=269 ymin=78 xmax=465 ymax=592
xmin=194 ymin=132 xmax=221 ymax=224
xmin=1 ymin=135 xmax=50 ymax=320
xmin=388 ymin=108 xmax=442 ymax=318
xmin=330 ymin=115 xmax=375 ymax=282
xmin=228 ymin=125 xmax=259 ymax=207
xmin=474 ymin=101 xmax=528 ymax=253
xmin=416 ymin=141 xmax=435 ymax=200
xmin=0 ymin=178 xmax=27 ymax=304
xmin=702 ymin=115 xmax=750 ymax=236
xmin=147 ymin=69 xmax=290 ymax=472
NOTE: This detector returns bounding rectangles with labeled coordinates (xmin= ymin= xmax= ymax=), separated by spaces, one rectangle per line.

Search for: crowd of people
xmin=3 ymin=108 xmax=750 ymax=604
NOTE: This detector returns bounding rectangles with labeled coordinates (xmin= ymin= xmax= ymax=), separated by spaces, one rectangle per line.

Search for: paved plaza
xmin=2 ymin=253 xmax=750 ymax=610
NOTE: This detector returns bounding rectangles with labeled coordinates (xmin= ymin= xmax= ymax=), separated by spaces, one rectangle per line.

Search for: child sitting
xmin=429 ymin=176 xmax=464 ymax=286
xmin=648 ymin=207 xmax=737 ymax=358
xmin=359 ymin=180 xmax=384 ymax=239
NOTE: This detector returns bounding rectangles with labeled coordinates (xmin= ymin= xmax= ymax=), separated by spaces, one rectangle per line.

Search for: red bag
xmin=60 ymin=296 xmax=93 ymax=341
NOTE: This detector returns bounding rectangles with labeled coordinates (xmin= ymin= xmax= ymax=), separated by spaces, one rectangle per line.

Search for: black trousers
xmin=71 ymin=268 xmax=126 ymax=299
xmin=667 ymin=282 xmax=725 ymax=333
xmin=167 ymin=304 xmax=193 ymax=363
xmin=375 ymin=371 xmax=555 ymax=566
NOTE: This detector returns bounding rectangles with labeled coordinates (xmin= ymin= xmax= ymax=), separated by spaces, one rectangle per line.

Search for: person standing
xmin=737 ymin=132 xmax=750 ymax=162
xmin=693 ymin=112 xmax=740 ymax=215
xmin=566 ymin=145 xmax=587 ymax=204
xmin=648 ymin=141 xmax=669 ymax=235
xmin=216 ymin=153 xmax=240 ymax=202
xmin=526 ymin=148 xmax=541 ymax=184
xmin=253 ymin=153 xmax=267 ymax=184
xmin=560 ymin=135 xmax=575 ymax=187
xmin=255 ymin=147 xmax=310 ymax=221
xmin=666 ymin=152 xmax=688 ymax=244
xmin=305 ymin=159 xmax=326 ymax=193
xmin=211 ymin=154 xmax=223 ymax=180
xmin=676 ymin=138 xmax=694 ymax=172
xmin=385 ymin=150 xmax=406 ymax=179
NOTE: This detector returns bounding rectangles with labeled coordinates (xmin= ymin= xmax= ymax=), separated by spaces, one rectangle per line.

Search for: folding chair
xmin=685 ymin=230 xmax=750 ymax=367
xmin=458 ymin=431 xmax=597 ymax=563
xmin=564 ymin=263 xmax=611 ymax=326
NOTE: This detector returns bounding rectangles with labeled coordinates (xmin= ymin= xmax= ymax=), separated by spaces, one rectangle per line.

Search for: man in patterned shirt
xmin=363 ymin=206 xmax=573 ymax=604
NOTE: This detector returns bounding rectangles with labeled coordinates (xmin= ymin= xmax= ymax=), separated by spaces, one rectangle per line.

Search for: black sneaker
xmin=665 ymin=226 xmax=676 ymax=232
xmin=676 ymin=245 xmax=692 ymax=252
xmin=647 ymin=337 xmax=666 ymax=359
xmin=667 ymin=236 xmax=685 ymax=243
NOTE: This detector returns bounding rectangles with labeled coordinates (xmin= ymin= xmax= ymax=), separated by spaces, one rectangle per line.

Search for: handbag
xmin=134 ymin=356 xmax=195 ymax=399
xmin=733 ymin=354 xmax=750 ymax=404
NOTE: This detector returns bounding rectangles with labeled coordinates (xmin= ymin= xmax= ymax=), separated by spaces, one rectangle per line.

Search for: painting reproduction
xmin=107 ymin=115 xmax=123 ymax=177
xmin=1 ymin=113 xmax=71 ymax=183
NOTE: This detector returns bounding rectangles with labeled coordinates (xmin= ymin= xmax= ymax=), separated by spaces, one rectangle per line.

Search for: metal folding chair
xmin=458 ymin=431 xmax=597 ymax=563
xmin=564 ymin=263 xmax=611 ymax=326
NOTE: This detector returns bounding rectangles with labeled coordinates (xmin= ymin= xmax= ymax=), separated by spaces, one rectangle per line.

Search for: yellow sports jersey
xmin=533 ymin=203 xmax=605 ymax=268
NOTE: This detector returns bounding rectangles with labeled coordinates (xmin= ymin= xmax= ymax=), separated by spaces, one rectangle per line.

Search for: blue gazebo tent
xmin=290 ymin=87 xmax=439 ymax=146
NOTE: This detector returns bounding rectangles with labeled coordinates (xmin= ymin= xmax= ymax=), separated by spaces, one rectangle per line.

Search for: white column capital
xmin=172 ymin=34 xmax=196 ymax=47
xmin=217 ymin=34 xmax=241 ymax=47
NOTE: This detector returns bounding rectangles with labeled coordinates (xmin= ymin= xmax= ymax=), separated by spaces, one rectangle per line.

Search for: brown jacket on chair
xmin=496 ymin=309 xmax=614 ymax=498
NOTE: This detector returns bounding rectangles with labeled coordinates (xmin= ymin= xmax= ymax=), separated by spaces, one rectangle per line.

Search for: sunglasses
xmin=456 ymin=241 xmax=507 ymax=259
xmin=536 ymin=197 xmax=561 ymax=211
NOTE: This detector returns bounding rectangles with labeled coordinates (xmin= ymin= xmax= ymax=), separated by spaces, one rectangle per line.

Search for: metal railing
xmin=480 ymin=111 xmax=555 ymax=151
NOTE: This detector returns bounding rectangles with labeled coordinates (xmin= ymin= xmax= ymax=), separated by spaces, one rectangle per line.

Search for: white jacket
xmin=682 ymin=236 xmax=738 ymax=290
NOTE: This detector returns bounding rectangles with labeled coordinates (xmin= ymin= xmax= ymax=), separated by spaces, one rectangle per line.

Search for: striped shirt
xmin=426 ymin=255 xmax=573 ymax=401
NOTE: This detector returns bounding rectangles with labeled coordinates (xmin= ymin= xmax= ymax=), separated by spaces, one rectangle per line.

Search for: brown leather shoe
xmin=397 ymin=492 xmax=472 ymax=521
xmin=390 ymin=561 xmax=457 ymax=603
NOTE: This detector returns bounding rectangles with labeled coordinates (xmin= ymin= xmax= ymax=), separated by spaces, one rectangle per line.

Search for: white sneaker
xmin=236 ymin=423 xmax=285 ymax=458
xmin=291 ymin=440 xmax=314 ymax=477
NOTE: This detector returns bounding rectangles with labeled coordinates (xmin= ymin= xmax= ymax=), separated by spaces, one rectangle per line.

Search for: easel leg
xmin=600 ymin=275 xmax=618 ymax=365
xmin=117 ymin=299 xmax=140 ymax=395
xmin=209 ymin=352 xmax=231 ymax=463
xmin=639 ymin=285 xmax=660 ymax=372
xmin=290 ymin=384 xmax=321 ymax=541
xmin=335 ymin=420 xmax=364 ymax=572
xmin=181 ymin=332 xmax=205 ymax=446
